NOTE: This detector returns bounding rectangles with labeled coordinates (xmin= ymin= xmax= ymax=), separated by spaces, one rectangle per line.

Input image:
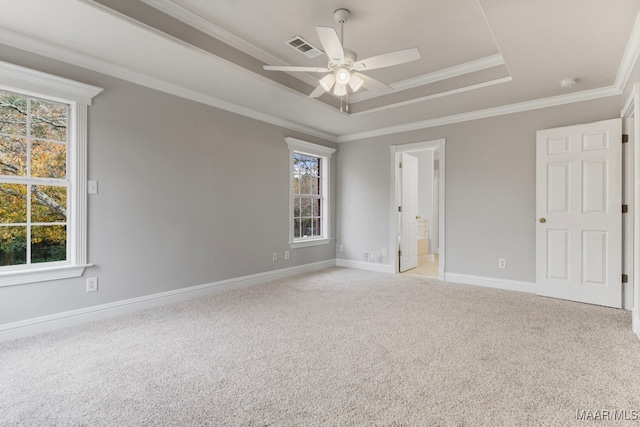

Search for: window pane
xmin=312 ymin=199 xmax=320 ymax=217
xmin=293 ymin=175 xmax=300 ymax=195
xmin=294 ymin=198 xmax=300 ymax=218
xmin=0 ymin=226 xmax=27 ymax=266
xmin=31 ymin=225 xmax=66 ymax=263
xmin=30 ymin=99 xmax=67 ymax=142
xmin=0 ymin=136 xmax=27 ymax=176
xmin=314 ymin=218 xmax=321 ymax=236
xmin=301 ymin=218 xmax=311 ymax=237
xmin=300 ymin=174 xmax=311 ymax=194
xmin=0 ymin=92 xmax=27 ymax=136
xmin=310 ymin=177 xmax=319 ymax=195
xmin=294 ymin=218 xmax=301 ymax=238
xmin=31 ymin=185 xmax=67 ymax=223
xmin=31 ymin=140 xmax=66 ymax=179
xmin=0 ymin=183 xmax=27 ymax=223
xmin=300 ymin=198 xmax=312 ymax=216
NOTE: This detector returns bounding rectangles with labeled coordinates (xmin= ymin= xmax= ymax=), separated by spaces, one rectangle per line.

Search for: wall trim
xmin=615 ymin=9 xmax=640 ymax=92
xmin=444 ymin=272 xmax=536 ymax=294
xmin=0 ymin=259 xmax=336 ymax=343
xmin=336 ymin=259 xmax=394 ymax=274
xmin=338 ymin=86 xmax=620 ymax=142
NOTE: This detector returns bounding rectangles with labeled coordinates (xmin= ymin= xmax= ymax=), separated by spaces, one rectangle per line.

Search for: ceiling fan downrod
xmin=333 ymin=8 xmax=350 ymax=46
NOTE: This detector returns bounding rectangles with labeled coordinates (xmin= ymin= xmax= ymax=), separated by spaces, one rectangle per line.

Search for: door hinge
xmin=398 ymin=250 xmax=402 ymax=257
xmin=622 ymin=274 xmax=628 ymax=283
xmin=622 ymin=134 xmax=629 ymax=143
xmin=399 ymin=162 xmax=403 ymax=168
xmin=623 ymin=204 xmax=629 ymax=214
xmin=398 ymin=206 xmax=402 ymax=212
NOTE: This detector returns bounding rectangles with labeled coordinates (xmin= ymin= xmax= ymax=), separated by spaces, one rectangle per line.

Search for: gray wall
xmin=336 ymin=97 xmax=622 ymax=282
xmin=0 ymin=46 xmax=336 ymax=325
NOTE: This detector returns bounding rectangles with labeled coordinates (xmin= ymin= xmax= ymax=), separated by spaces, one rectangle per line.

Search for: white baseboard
xmin=336 ymin=258 xmax=394 ymax=274
xmin=444 ymin=272 xmax=536 ymax=294
xmin=0 ymin=259 xmax=337 ymax=343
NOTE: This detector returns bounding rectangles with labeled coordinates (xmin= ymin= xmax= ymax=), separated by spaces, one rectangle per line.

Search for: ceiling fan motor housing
xmin=329 ymin=48 xmax=357 ymax=70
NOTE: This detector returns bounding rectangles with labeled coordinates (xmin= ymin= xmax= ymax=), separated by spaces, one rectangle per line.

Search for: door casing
xmin=390 ymin=139 xmax=446 ymax=279
xmin=622 ymin=83 xmax=640 ymax=340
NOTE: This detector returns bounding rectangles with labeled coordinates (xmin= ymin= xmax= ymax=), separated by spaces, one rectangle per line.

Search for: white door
xmin=536 ymin=118 xmax=622 ymax=308
xmin=400 ymin=153 xmax=419 ymax=272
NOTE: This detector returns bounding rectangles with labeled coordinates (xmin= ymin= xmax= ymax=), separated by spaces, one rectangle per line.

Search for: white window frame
xmin=285 ymin=137 xmax=335 ymax=249
xmin=0 ymin=60 xmax=102 ymax=286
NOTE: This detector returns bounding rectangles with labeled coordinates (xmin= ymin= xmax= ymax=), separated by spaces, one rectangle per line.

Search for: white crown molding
xmin=350 ymin=54 xmax=507 ymax=103
xmin=137 ymin=0 xmax=320 ymax=88
xmin=338 ymin=85 xmax=620 ymax=142
xmin=615 ymin=10 xmax=640 ymax=92
xmin=444 ymin=272 xmax=536 ymax=294
xmin=350 ymin=76 xmax=512 ymax=117
xmin=0 ymin=28 xmax=338 ymax=142
xmin=0 ymin=259 xmax=337 ymax=343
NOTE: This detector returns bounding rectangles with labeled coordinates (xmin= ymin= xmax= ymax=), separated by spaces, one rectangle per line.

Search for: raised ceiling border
xmin=1 ymin=5 xmax=638 ymax=143
xmin=350 ymin=54 xmax=506 ymax=103
xmin=0 ymin=28 xmax=339 ymax=142
xmin=141 ymin=0 xmax=508 ymax=105
xmin=137 ymin=0 xmax=319 ymax=88
xmin=337 ymin=9 xmax=640 ymax=142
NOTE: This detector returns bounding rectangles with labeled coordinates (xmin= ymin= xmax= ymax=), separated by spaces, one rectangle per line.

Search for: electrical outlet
xmin=86 ymin=277 xmax=98 ymax=292
xmin=498 ymin=258 xmax=507 ymax=269
xmin=284 ymin=250 xmax=290 ymax=260
xmin=382 ymin=248 xmax=387 ymax=257
xmin=272 ymin=252 xmax=278 ymax=261
xmin=339 ymin=245 xmax=344 ymax=252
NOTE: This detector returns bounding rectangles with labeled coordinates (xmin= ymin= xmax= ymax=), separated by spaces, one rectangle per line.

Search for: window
xmin=285 ymin=137 xmax=335 ymax=248
xmin=0 ymin=61 xmax=102 ymax=286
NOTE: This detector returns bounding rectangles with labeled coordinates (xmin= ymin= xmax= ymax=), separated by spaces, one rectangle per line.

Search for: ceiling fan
xmin=263 ymin=8 xmax=421 ymax=101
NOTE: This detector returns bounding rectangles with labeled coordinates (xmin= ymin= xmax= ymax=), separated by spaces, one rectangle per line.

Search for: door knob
xmin=538 ymin=217 xmax=546 ymax=223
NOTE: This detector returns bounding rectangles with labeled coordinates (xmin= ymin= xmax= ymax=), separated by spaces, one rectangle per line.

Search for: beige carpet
xmin=1 ymin=267 xmax=639 ymax=426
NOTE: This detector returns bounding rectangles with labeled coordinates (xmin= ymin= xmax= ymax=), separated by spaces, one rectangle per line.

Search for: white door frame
xmin=390 ymin=139 xmax=446 ymax=280
xmin=622 ymin=83 xmax=640 ymax=340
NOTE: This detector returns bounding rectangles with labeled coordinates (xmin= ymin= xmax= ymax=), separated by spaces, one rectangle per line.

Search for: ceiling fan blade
xmin=264 ymin=65 xmax=330 ymax=73
xmin=353 ymin=48 xmax=421 ymax=71
xmin=316 ymin=26 xmax=345 ymax=63
xmin=309 ymin=85 xmax=326 ymax=98
xmin=353 ymin=73 xmax=393 ymax=93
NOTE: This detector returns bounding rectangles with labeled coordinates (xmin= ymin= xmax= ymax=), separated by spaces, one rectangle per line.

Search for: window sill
xmin=0 ymin=264 xmax=93 ymax=287
xmin=289 ymin=238 xmax=332 ymax=249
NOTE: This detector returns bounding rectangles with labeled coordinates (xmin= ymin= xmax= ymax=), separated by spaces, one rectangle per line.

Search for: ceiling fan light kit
xmin=263 ymin=7 xmax=421 ymax=111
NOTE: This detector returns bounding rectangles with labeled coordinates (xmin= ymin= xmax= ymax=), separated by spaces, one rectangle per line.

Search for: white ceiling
xmin=0 ymin=0 xmax=639 ymax=142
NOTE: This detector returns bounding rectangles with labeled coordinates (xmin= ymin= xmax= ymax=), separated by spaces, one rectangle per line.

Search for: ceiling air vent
xmin=286 ymin=36 xmax=323 ymax=59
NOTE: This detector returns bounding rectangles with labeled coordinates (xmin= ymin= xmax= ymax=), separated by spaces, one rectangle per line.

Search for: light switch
xmin=88 ymin=180 xmax=98 ymax=194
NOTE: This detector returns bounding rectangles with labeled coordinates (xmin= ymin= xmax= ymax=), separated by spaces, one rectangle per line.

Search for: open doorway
xmin=390 ymin=139 xmax=445 ymax=280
